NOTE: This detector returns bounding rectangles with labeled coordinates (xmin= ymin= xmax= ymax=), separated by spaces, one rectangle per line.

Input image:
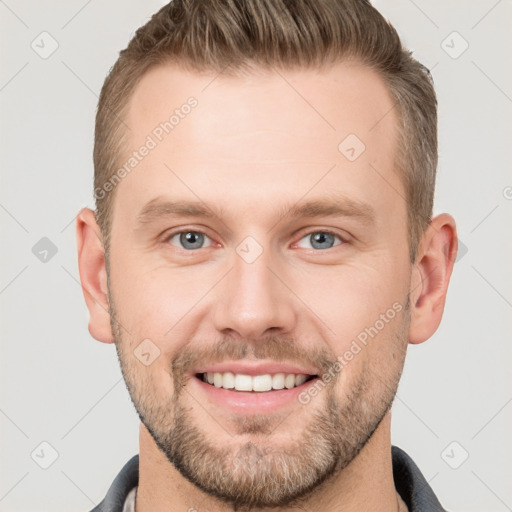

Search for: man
xmin=77 ymin=0 xmax=457 ymax=510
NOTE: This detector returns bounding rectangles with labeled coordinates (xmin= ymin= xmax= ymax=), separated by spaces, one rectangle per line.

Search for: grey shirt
xmin=89 ymin=446 xmax=447 ymax=512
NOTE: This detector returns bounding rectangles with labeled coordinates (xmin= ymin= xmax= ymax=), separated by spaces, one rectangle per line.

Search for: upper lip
xmin=192 ymin=361 xmax=319 ymax=377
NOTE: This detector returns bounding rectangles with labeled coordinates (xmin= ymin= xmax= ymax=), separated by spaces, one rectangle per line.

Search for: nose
xmin=212 ymin=245 xmax=297 ymax=339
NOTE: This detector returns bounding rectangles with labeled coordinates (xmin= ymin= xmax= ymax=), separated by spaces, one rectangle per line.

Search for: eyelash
xmin=163 ymin=228 xmax=346 ymax=251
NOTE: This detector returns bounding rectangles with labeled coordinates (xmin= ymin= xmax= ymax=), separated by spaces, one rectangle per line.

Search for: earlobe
xmin=408 ymin=214 xmax=458 ymax=345
xmin=76 ymin=208 xmax=114 ymax=344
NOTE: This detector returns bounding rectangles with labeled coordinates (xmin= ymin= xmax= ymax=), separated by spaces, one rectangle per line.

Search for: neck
xmin=135 ymin=412 xmax=401 ymax=512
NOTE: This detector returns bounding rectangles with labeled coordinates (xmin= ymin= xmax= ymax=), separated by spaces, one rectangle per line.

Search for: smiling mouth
xmin=195 ymin=372 xmax=318 ymax=392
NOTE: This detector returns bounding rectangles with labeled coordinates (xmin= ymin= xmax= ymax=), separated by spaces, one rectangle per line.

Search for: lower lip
xmin=190 ymin=375 xmax=320 ymax=414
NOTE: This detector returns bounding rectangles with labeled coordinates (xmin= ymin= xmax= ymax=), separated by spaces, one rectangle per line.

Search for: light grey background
xmin=1 ymin=1 xmax=511 ymax=511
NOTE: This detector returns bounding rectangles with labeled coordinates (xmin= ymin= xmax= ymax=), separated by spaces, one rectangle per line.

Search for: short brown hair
xmin=94 ymin=0 xmax=437 ymax=262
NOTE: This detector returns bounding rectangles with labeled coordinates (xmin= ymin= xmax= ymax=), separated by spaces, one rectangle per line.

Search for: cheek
xmin=298 ymin=258 xmax=409 ymax=386
xmin=115 ymin=314 xmax=177 ymax=401
xmin=108 ymin=259 xmax=209 ymax=389
xmin=109 ymin=254 xmax=200 ymax=336
xmin=304 ymin=260 xmax=407 ymax=336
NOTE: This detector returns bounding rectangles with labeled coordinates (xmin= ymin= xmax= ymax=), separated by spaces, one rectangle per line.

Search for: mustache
xmin=171 ymin=334 xmax=338 ymax=386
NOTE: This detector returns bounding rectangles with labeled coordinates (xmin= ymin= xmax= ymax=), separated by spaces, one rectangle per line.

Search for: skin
xmin=77 ymin=61 xmax=457 ymax=512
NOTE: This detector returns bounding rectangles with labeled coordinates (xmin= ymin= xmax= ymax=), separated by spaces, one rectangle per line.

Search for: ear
xmin=408 ymin=213 xmax=458 ymax=344
xmin=76 ymin=208 xmax=114 ymax=344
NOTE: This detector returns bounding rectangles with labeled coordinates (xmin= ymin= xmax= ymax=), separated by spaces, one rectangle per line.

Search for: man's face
xmin=107 ymin=61 xmax=412 ymax=508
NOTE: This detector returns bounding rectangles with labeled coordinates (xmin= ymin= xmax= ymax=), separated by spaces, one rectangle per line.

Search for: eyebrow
xmin=136 ymin=196 xmax=375 ymax=226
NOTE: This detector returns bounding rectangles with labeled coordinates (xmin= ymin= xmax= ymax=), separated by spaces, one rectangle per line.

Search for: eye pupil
xmin=310 ymin=232 xmax=335 ymax=249
xmin=180 ymin=231 xmax=204 ymax=249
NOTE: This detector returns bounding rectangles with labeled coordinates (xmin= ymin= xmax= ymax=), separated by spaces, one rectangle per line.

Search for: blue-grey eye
xmin=169 ymin=231 xmax=212 ymax=250
xmin=296 ymin=231 xmax=342 ymax=250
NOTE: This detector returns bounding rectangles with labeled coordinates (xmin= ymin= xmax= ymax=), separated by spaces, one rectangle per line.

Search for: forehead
xmin=126 ymin=60 xmax=397 ymax=155
xmin=115 ymin=60 xmax=403 ymax=227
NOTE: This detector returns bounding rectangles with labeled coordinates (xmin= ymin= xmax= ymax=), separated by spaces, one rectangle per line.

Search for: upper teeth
xmin=202 ymin=372 xmax=310 ymax=392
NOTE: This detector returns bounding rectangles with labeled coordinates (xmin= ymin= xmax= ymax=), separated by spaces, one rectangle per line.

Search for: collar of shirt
xmin=90 ymin=445 xmax=447 ymax=512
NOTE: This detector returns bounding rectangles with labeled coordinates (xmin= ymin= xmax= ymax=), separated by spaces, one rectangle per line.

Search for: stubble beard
xmin=109 ymin=297 xmax=409 ymax=510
